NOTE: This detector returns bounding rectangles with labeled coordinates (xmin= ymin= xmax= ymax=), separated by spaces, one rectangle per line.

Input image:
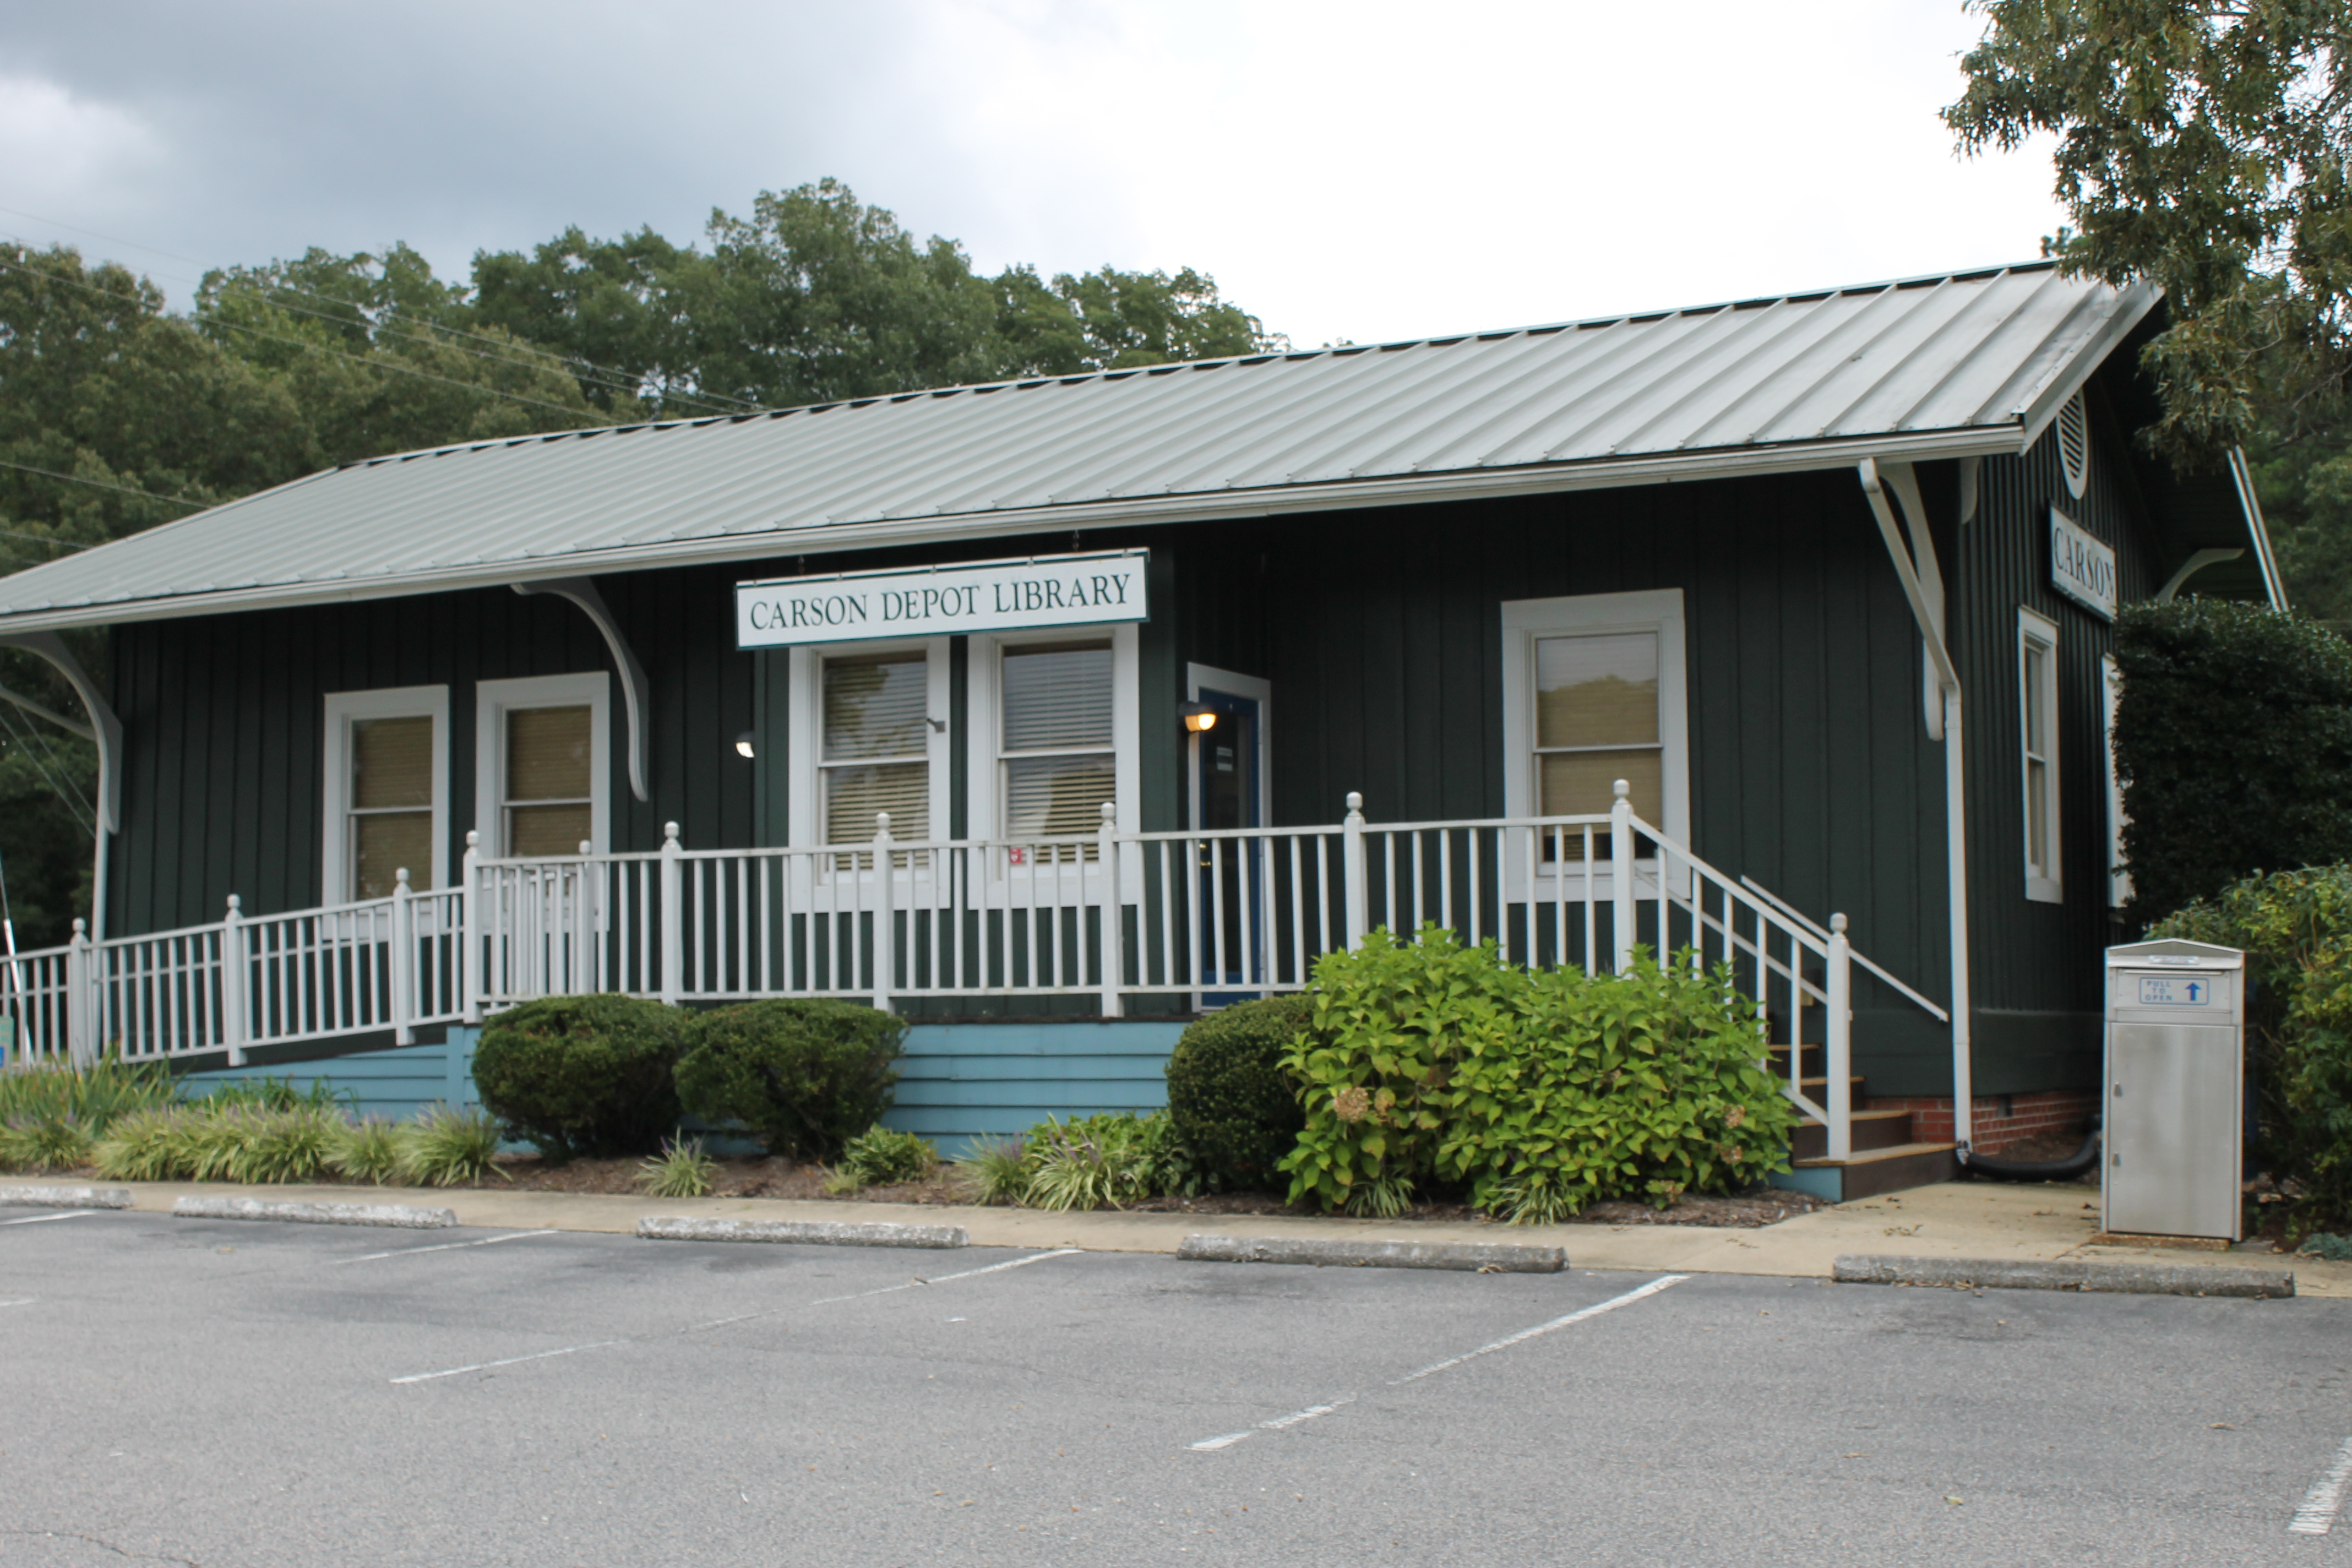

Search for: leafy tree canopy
xmin=1945 ymin=1 xmax=2352 ymax=465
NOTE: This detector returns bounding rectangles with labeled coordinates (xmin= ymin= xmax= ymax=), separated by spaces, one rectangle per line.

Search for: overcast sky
xmin=0 ymin=1 xmax=2062 ymax=351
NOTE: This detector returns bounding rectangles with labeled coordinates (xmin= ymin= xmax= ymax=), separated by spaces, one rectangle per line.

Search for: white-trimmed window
xmin=968 ymin=623 xmax=1140 ymax=862
xmin=323 ymin=685 xmax=449 ymax=903
xmin=2019 ymin=608 xmax=2062 ymax=902
xmin=1501 ymin=590 xmax=1690 ymax=861
xmin=788 ymin=638 xmax=951 ymax=853
xmin=476 ymin=673 xmax=611 ymax=858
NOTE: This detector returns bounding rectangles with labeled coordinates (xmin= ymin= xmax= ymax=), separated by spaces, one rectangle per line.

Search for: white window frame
xmin=475 ymin=673 xmax=612 ymax=859
xmin=968 ymin=623 xmax=1140 ymax=883
xmin=2019 ymin=607 xmax=2063 ymax=903
xmin=322 ymin=684 xmax=449 ymax=904
xmin=1500 ymin=589 xmax=1691 ymax=889
xmin=787 ymin=636 xmax=951 ymax=851
xmin=2103 ymin=652 xmax=2130 ymax=908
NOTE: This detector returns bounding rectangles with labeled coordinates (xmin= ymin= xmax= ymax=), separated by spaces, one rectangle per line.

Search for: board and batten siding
xmin=1167 ymin=471 xmax=1957 ymax=1092
xmin=1951 ymin=374 xmax=2160 ymax=1095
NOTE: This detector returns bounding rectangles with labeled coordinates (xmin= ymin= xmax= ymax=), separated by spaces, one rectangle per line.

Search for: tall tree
xmin=472 ymin=178 xmax=1283 ymax=416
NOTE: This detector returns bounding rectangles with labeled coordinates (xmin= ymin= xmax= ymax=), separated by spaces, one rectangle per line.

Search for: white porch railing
xmin=0 ymin=786 xmax=1945 ymax=1162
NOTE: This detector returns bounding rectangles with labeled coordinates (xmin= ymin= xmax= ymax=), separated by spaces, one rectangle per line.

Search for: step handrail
xmin=1739 ymin=874 xmax=1951 ymax=1025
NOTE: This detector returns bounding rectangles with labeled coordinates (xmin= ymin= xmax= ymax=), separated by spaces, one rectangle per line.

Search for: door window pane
xmin=352 ymin=716 xmax=433 ymax=809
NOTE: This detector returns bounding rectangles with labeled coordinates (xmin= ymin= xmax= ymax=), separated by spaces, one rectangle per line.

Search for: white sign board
xmin=735 ymin=551 xmax=1149 ymax=648
xmin=2050 ymin=508 xmax=2117 ymax=620
xmin=2137 ymin=974 xmax=2213 ymax=1007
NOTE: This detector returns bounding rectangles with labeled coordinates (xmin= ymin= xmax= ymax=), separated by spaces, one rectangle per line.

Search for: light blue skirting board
xmin=178 ymin=1027 xmax=484 ymax=1121
xmin=176 ymin=1019 xmax=1189 ymax=1154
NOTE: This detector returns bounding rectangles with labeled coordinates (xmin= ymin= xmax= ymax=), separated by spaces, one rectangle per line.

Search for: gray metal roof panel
xmin=0 ymin=261 xmax=2158 ymax=629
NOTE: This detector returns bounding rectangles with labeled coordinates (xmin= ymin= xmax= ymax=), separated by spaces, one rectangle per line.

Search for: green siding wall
xmin=107 ymin=446 xmax=2175 ymax=1098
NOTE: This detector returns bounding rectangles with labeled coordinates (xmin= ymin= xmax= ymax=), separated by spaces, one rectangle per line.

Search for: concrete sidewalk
xmin=42 ymin=1176 xmax=2342 ymax=1295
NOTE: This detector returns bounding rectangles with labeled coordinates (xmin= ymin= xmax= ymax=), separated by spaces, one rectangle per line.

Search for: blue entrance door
xmin=1195 ymin=690 xmax=1262 ymax=1003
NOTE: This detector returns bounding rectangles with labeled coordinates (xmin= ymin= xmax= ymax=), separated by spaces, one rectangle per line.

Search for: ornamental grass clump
xmin=1022 ymin=1112 xmax=1183 ymax=1211
xmin=92 ymin=1106 xmax=189 ymax=1182
xmin=328 ymin=1117 xmax=411 ymax=1185
xmin=0 ymin=1057 xmax=175 ymax=1136
xmin=401 ymin=1104 xmax=507 ymax=1186
xmin=634 ymin=1135 xmax=718 ymax=1198
xmin=0 ymin=1114 xmax=96 ymax=1173
xmin=224 ymin=1104 xmax=341 ymax=1185
xmin=954 ymin=1136 xmax=1031 ymax=1205
xmin=823 ymin=1125 xmax=936 ymax=1193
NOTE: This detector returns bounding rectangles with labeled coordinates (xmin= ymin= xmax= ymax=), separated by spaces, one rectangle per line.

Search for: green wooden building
xmin=0 ymin=261 xmax=2282 ymax=1195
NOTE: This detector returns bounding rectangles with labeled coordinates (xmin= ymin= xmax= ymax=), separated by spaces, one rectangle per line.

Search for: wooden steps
xmin=1764 ymin=1043 xmax=1962 ymax=1202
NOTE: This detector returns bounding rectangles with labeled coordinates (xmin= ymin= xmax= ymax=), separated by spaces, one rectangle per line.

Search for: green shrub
xmin=1278 ymin=925 xmax=1794 ymax=1220
xmin=1278 ymin=925 xmax=1527 ymax=1213
xmin=184 ymin=1076 xmax=351 ymax=1113
xmin=2157 ymin=865 xmax=2352 ymax=1228
xmin=827 ymin=1125 xmax=936 ymax=1191
xmin=1438 ymin=954 xmax=1796 ymax=1221
xmin=954 ymin=1136 xmax=1030 ymax=1205
xmin=673 ymin=999 xmax=906 ymax=1160
xmin=2115 ymin=601 xmax=2352 ymax=918
xmin=471 ymin=994 xmax=689 ymax=1159
xmin=328 ymin=1118 xmax=411 ymax=1185
xmin=402 ymin=1104 xmax=507 ymax=1186
xmin=634 ymin=1135 xmax=717 ymax=1198
xmin=1164 ymin=995 xmax=1311 ymax=1191
xmin=1023 ymin=1112 xmax=1181 ymax=1211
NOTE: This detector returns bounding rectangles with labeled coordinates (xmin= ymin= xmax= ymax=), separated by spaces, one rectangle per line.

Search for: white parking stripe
xmin=390 ymin=1340 xmax=627 ymax=1385
xmin=1188 ymin=1273 xmax=1692 ymax=1452
xmin=0 ymin=1298 xmax=35 ymax=1308
xmin=334 ymin=1229 xmax=558 ymax=1265
xmin=0 ymin=1211 xmax=95 ymax=1226
xmin=2290 ymin=1433 xmax=2352 ymax=1533
xmin=396 ymin=1246 xmax=1088 ymax=1384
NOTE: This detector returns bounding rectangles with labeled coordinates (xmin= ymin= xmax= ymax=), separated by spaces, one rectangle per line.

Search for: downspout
xmin=1858 ymin=459 xmax=1974 ymax=1156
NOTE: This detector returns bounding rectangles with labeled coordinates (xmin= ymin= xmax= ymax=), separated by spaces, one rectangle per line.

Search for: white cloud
xmin=0 ymin=72 xmax=171 ymax=243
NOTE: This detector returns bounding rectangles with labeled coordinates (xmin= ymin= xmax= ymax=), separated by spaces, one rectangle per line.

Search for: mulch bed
xmin=447 ymin=1156 xmax=1831 ymax=1227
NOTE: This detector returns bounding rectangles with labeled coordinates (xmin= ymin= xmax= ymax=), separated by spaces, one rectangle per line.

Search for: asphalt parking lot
xmin=6 ymin=1208 xmax=2352 ymax=1566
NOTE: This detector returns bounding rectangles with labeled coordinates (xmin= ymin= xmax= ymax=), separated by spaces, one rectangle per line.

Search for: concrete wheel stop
xmin=1 ymin=1185 xmax=133 ymax=1210
xmin=172 ymin=1196 xmax=459 ymax=1229
xmin=636 ymin=1216 xmax=970 ymax=1249
xmin=1178 ymin=1234 xmax=1567 ymax=1273
xmin=1834 ymin=1253 xmax=2294 ymax=1298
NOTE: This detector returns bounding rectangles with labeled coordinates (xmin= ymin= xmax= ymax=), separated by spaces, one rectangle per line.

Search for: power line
xmin=0 ymin=701 xmax=92 ymax=835
xmin=0 ymin=458 xmax=199 ymax=516
xmin=0 ymin=206 xmax=766 ymax=416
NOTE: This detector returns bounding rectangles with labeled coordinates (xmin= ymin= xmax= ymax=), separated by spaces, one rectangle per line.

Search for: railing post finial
xmin=1345 ymin=791 xmax=1364 ymax=823
xmin=225 ymin=894 xmax=241 ymax=916
xmin=663 ymin=820 xmax=681 ymax=848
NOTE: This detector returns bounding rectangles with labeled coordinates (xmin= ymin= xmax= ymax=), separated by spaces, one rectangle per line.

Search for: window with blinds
xmin=1001 ymin=640 xmax=1114 ymax=848
xmin=823 ymin=651 xmax=930 ymax=849
xmin=504 ymin=705 xmax=593 ymax=857
xmin=350 ymin=715 xmax=433 ymax=898
xmin=1534 ymin=631 xmax=1660 ymax=857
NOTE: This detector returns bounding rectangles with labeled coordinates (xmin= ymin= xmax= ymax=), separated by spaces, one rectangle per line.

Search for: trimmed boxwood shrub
xmin=2115 ymin=601 xmax=2352 ymax=919
xmin=470 ymin=994 xmax=689 ymax=1160
xmin=1164 ymin=995 xmax=1310 ymax=1191
xmin=673 ymin=999 xmax=907 ymax=1159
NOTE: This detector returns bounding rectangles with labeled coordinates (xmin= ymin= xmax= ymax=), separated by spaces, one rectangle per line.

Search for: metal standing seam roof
xmin=0 ymin=260 xmax=2158 ymax=632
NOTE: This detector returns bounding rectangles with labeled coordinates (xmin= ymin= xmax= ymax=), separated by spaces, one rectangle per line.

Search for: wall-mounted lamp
xmin=1181 ymin=703 xmax=1218 ymax=733
xmin=734 ymin=731 xmax=756 ymax=759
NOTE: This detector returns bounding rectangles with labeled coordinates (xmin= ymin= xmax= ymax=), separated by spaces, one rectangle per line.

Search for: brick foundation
xmin=1864 ymin=1090 xmax=2098 ymax=1153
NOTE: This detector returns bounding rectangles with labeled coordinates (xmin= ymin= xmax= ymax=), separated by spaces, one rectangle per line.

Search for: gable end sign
xmin=2049 ymin=508 xmax=2117 ymax=621
xmin=736 ymin=550 xmax=1148 ymax=648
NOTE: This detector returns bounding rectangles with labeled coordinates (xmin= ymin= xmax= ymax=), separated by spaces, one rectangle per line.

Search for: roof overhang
xmin=0 ymin=423 xmax=2030 ymax=635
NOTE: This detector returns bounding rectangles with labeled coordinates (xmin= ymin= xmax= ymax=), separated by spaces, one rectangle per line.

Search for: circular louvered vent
xmin=2057 ymin=389 xmax=2089 ymax=499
